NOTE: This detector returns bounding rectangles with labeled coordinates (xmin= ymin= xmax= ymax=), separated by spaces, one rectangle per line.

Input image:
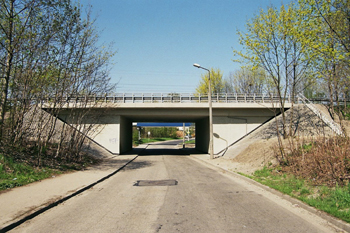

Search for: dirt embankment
xmin=217 ymin=104 xmax=346 ymax=175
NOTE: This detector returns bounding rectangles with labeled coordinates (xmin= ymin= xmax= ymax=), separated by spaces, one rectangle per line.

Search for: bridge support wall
xmin=120 ymin=117 xmax=132 ymax=154
xmin=212 ymin=116 xmax=271 ymax=154
xmin=84 ymin=115 xmax=121 ymax=154
xmin=90 ymin=115 xmax=132 ymax=155
xmin=193 ymin=116 xmax=272 ymax=154
xmin=195 ymin=118 xmax=209 ymax=153
xmin=58 ymin=112 xmax=132 ymax=155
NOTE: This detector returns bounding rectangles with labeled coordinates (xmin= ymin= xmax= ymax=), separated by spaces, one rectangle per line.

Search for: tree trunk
xmin=0 ymin=0 xmax=14 ymax=138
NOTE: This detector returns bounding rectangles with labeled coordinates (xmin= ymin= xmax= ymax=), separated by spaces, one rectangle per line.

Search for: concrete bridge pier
xmin=88 ymin=115 xmax=133 ymax=155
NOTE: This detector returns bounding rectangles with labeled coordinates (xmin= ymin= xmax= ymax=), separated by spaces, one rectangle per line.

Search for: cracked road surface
xmin=10 ymin=147 xmax=339 ymax=232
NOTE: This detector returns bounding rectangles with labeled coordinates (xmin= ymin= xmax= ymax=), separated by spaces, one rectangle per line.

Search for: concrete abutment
xmin=53 ymin=103 xmax=284 ymax=155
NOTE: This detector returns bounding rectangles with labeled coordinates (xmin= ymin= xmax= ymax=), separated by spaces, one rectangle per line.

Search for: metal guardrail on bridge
xmin=42 ymin=93 xmax=293 ymax=104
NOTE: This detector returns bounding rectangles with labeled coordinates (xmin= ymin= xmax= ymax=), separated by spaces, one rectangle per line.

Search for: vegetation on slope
xmin=0 ymin=142 xmax=100 ymax=191
xmin=248 ymin=134 xmax=350 ymax=223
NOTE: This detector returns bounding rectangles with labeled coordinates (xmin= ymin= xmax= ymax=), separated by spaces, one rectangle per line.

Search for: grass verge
xmin=134 ymin=137 xmax=179 ymax=145
xmin=185 ymin=139 xmax=195 ymax=144
xmin=247 ymin=166 xmax=350 ymax=223
xmin=0 ymin=154 xmax=61 ymax=191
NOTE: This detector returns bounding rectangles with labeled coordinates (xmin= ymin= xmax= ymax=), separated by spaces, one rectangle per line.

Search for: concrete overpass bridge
xmin=44 ymin=93 xmax=293 ymax=155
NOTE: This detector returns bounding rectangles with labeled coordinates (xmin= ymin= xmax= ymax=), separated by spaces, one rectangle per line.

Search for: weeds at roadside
xmin=0 ymin=154 xmax=59 ymax=190
xmin=251 ymin=166 xmax=350 ymax=223
xmin=276 ymin=136 xmax=350 ymax=187
xmin=0 ymin=142 xmax=101 ymax=191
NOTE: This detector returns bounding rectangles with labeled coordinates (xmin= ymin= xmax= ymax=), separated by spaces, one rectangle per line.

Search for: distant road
xmin=12 ymin=146 xmax=336 ymax=232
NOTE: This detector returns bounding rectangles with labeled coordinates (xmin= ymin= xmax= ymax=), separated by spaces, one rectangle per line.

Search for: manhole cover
xmin=134 ymin=179 xmax=178 ymax=186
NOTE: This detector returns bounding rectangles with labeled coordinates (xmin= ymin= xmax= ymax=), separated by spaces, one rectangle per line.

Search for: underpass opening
xmin=132 ymin=122 xmax=198 ymax=156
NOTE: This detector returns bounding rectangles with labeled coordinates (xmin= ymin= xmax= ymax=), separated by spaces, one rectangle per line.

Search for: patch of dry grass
xmin=277 ymin=136 xmax=350 ymax=187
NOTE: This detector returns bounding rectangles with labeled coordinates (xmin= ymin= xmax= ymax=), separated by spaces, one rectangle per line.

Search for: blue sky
xmin=79 ymin=0 xmax=291 ymax=93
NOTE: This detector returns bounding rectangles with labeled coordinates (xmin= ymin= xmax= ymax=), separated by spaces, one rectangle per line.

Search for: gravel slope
xmin=216 ymin=104 xmax=344 ymax=174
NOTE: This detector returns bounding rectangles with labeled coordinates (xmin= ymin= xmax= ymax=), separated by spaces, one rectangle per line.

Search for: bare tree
xmin=0 ymin=0 xmax=115 ymax=164
xmin=226 ymin=67 xmax=267 ymax=94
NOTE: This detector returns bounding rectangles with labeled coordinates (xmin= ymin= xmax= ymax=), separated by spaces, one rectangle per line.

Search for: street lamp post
xmin=193 ymin=63 xmax=214 ymax=159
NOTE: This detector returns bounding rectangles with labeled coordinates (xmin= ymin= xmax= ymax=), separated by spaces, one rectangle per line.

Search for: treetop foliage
xmin=231 ymin=0 xmax=350 ymax=139
xmin=195 ymin=68 xmax=225 ymax=95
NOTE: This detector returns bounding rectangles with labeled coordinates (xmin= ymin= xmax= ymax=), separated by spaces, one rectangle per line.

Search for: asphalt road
xmin=11 ymin=146 xmax=337 ymax=232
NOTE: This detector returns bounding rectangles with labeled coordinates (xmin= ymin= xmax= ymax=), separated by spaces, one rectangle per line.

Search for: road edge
xmin=0 ymin=155 xmax=139 ymax=233
xmin=189 ymin=155 xmax=350 ymax=233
